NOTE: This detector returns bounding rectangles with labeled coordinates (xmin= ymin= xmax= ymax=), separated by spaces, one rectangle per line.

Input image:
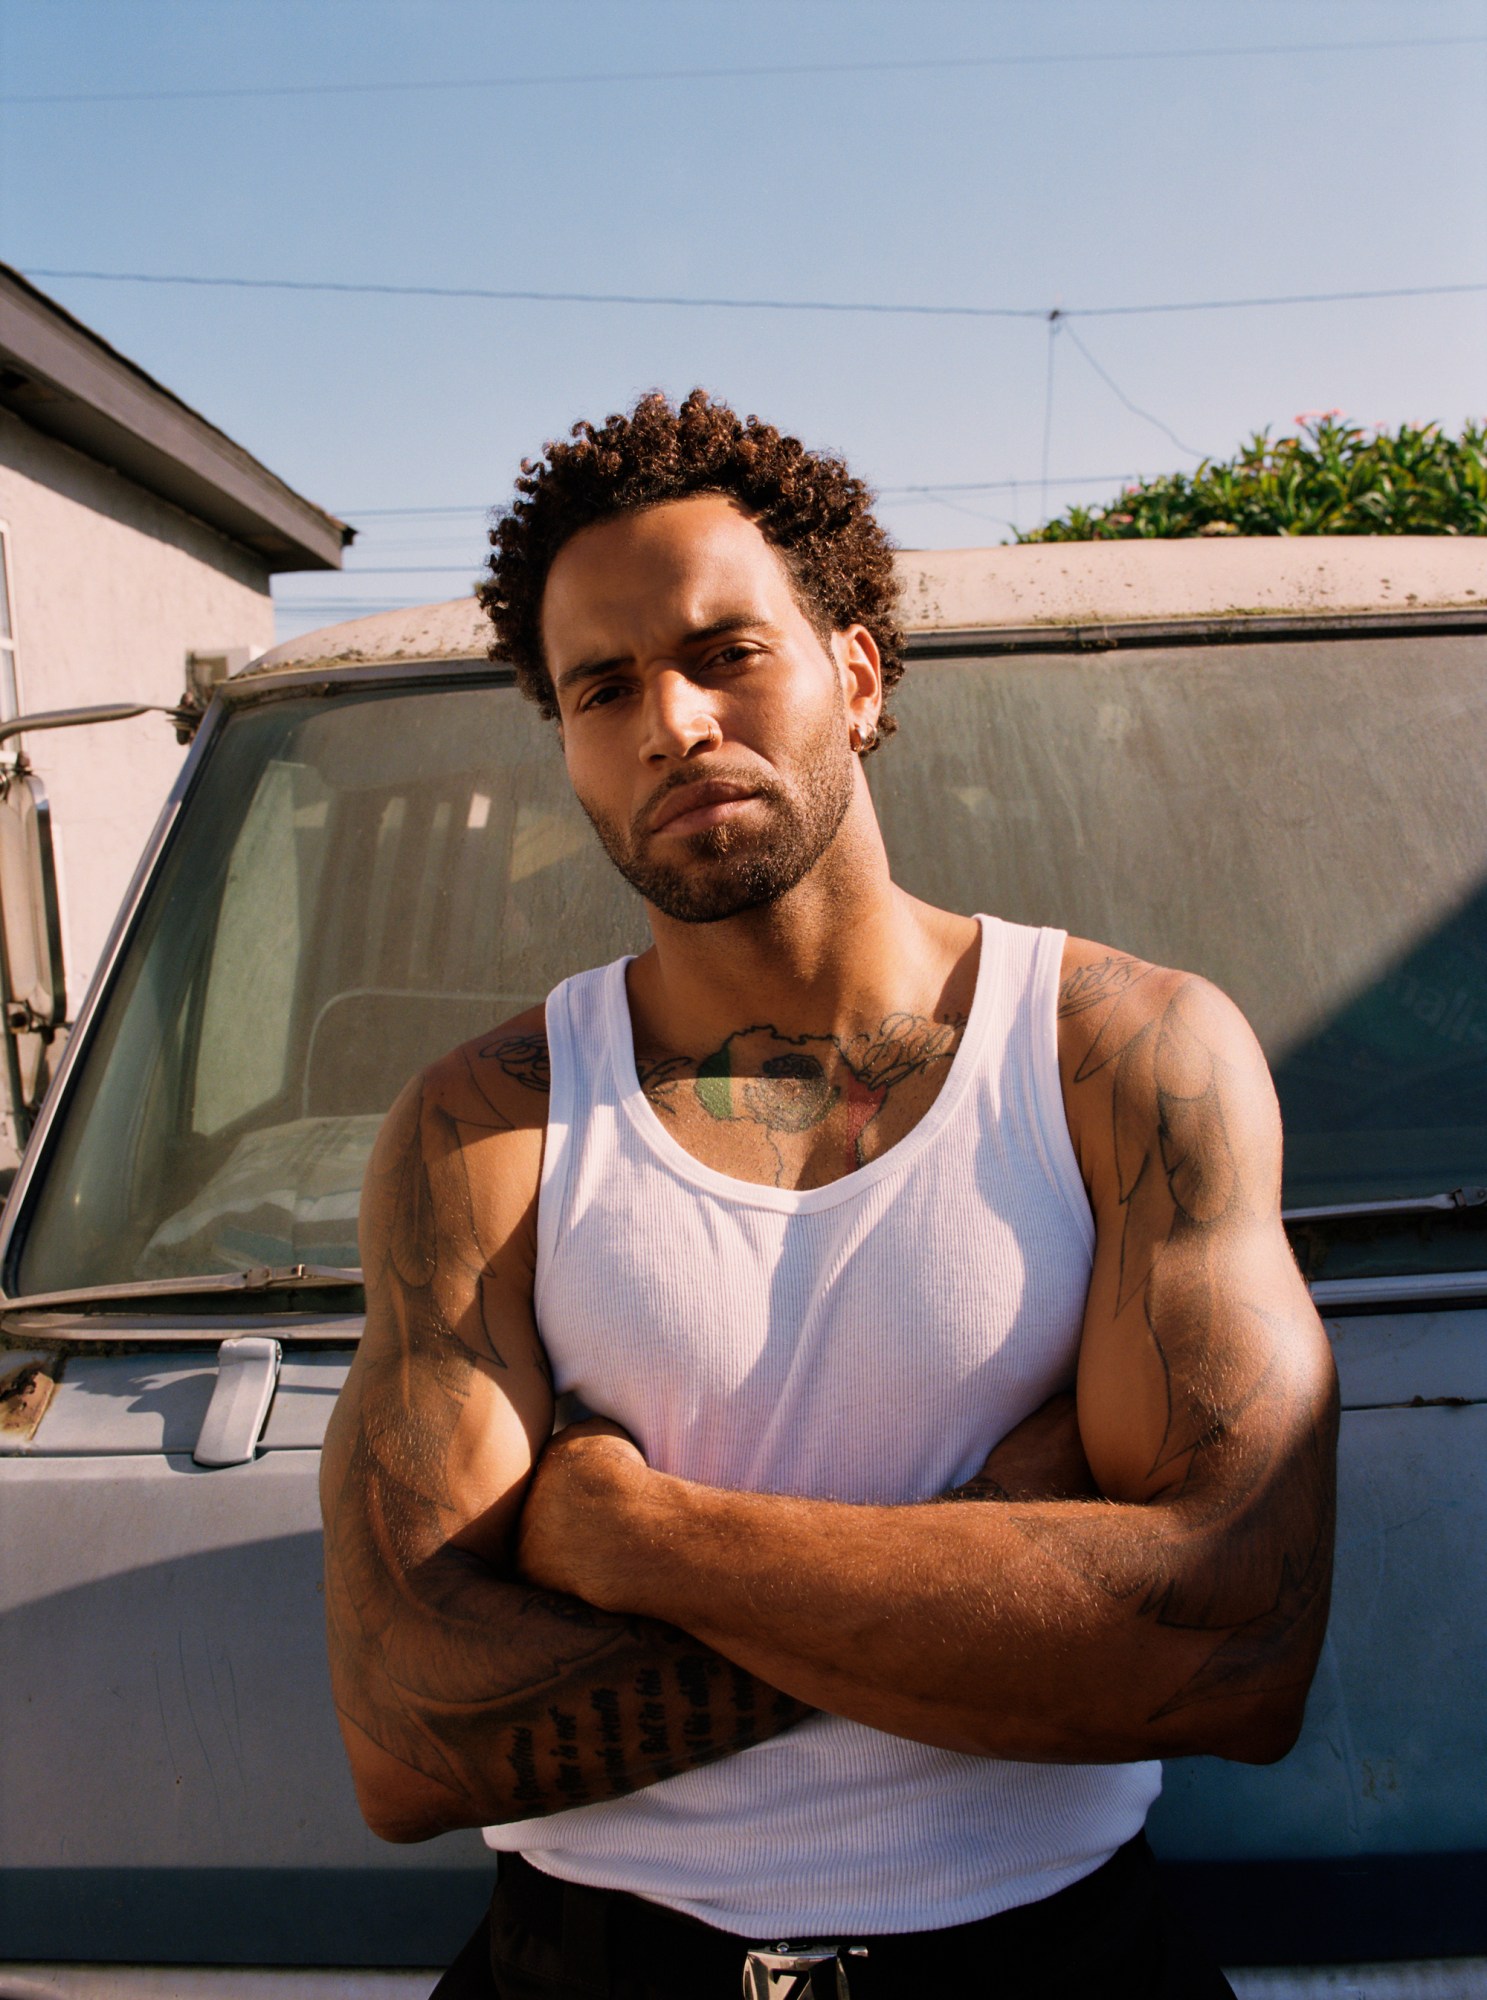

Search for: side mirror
xmin=0 ymin=765 xmax=66 ymax=1138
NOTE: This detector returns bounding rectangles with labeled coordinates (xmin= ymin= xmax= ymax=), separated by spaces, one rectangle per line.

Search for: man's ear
xmin=835 ymin=625 xmax=883 ymax=742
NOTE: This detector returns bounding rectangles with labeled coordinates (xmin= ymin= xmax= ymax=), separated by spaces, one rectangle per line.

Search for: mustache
xmin=631 ymin=762 xmax=778 ymax=844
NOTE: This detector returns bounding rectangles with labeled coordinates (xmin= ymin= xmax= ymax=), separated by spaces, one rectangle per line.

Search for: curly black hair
xmin=478 ymin=389 xmax=905 ymax=746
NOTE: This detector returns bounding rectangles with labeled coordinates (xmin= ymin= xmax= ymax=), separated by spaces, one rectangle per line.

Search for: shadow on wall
xmin=1272 ymin=870 xmax=1487 ymax=1205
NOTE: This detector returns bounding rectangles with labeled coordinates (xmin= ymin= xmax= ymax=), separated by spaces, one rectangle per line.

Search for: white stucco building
xmin=0 ymin=262 xmax=348 ymax=1155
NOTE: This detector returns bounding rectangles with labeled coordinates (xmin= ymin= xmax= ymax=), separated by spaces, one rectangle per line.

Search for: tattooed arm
xmin=518 ymin=946 xmax=1338 ymax=1765
xmin=319 ymin=1010 xmax=808 ymax=1843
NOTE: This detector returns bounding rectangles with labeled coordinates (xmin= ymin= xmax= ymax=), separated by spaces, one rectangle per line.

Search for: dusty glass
xmin=872 ymin=631 xmax=1487 ymax=1239
xmin=12 ymin=678 xmax=645 ymax=1295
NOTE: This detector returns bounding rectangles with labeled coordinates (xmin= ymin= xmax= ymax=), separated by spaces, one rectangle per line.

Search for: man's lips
xmin=646 ymin=780 xmax=759 ymax=837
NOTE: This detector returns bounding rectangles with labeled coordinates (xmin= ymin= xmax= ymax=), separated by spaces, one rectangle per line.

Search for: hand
xmin=515 ymin=1417 xmax=650 ymax=1609
xmin=953 ymin=1392 xmax=1102 ymax=1504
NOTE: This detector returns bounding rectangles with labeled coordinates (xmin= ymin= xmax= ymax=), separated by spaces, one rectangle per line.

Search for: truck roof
xmin=250 ymin=535 xmax=1486 ymax=677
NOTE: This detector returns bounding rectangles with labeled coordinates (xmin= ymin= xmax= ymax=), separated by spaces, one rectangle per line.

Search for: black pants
xmin=431 ymin=1836 xmax=1237 ymax=1999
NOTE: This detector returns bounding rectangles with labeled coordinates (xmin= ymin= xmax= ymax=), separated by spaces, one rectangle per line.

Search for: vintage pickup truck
xmin=1 ymin=537 xmax=1485 ymax=1998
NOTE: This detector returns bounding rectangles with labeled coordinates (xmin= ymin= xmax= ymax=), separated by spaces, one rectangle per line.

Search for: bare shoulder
xmin=1057 ymin=935 xmax=1265 ymax=1068
xmin=360 ymin=1002 xmax=551 ymax=1304
xmin=422 ymin=1000 xmax=550 ymax=1133
xmin=1055 ymin=936 xmax=1279 ymax=1215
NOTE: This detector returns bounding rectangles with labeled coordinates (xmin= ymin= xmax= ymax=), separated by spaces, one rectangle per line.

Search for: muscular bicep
xmin=329 ymin=1058 xmax=552 ymax=1572
xmin=321 ymin=1039 xmax=812 ymax=1836
xmin=1070 ymin=967 xmax=1332 ymax=1499
xmin=1055 ymin=958 xmax=1337 ymax=1745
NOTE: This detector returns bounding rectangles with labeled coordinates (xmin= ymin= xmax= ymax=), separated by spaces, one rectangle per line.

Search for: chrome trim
xmin=1310 ymin=1270 xmax=1487 ymax=1309
xmin=1286 ymin=1186 xmax=1487 ymax=1222
xmin=0 ymin=700 xmax=183 ymax=751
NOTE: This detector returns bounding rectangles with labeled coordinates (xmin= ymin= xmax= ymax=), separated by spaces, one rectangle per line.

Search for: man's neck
xmin=620 ymin=839 xmax=980 ymax=1192
xmin=625 ymin=828 xmax=973 ymax=1058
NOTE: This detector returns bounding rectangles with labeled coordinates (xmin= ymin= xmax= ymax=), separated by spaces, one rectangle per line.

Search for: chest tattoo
xmin=635 ymin=1012 xmax=966 ymax=1185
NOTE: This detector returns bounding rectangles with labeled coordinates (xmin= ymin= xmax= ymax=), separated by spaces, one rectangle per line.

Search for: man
xmin=321 ymin=390 xmax=1338 ymax=1998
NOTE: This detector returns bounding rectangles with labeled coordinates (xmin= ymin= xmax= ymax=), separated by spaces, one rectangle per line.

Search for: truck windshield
xmin=10 ymin=629 xmax=1487 ymax=1299
xmin=873 ymin=629 xmax=1487 ymax=1256
xmin=10 ymin=676 xmax=645 ymax=1297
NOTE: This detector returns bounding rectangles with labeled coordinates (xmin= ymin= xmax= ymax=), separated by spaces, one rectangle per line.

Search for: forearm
xmin=556 ymin=1453 xmax=1331 ymax=1766
xmin=324 ymin=1512 xmax=808 ymax=1840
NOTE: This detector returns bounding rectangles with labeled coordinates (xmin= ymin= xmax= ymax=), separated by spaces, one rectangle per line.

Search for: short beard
xmin=579 ymin=736 xmax=856 ymax=926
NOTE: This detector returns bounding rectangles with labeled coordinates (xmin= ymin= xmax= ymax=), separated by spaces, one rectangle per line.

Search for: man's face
xmin=541 ymin=495 xmax=878 ymax=925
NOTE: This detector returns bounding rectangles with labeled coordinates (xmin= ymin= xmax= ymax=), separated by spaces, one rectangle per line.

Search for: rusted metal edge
xmin=906 ymin=604 xmax=1487 ymax=659
xmin=0 ymin=1349 xmax=62 ymax=1441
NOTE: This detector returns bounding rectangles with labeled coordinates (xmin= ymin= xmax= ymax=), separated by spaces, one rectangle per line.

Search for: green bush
xmin=1019 ymin=416 xmax=1487 ymax=542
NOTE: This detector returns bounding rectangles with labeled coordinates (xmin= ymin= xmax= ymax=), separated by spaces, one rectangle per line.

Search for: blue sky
xmin=3 ymin=0 xmax=1484 ymax=642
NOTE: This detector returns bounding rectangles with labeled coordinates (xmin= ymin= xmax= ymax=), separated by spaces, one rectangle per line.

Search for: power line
xmin=24 ymin=267 xmax=1487 ymax=321
xmin=6 ymin=34 xmax=1484 ymax=105
xmin=338 ymin=504 xmax=493 ymax=518
xmin=883 ymin=474 xmax=1136 ymax=496
xmin=1059 ymin=322 xmax=1202 ymax=457
xmin=1040 ymin=317 xmax=1062 ymax=522
xmin=909 ymin=494 xmax=1022 ymax=532
xmin=341 ymin=475 xmax=1143 ymax=515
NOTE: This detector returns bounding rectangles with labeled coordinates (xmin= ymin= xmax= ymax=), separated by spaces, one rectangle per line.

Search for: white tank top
xmin=485 ymin=915 xmax=1161 ymax=1934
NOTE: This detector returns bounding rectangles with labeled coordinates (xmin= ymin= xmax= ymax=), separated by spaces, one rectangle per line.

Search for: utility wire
xmin=341 ymin=476 xmax=1141 ymax=514
xmin=884 ymin=474 xmax=1136 ymax=495
xmin=24 ymin=267 xmax=1487 ymax=320
xmin=1040 ymin=317 xmax=1062 ymax=522
xmin=907 ymin=495 xmax=1022 ymax=532
xmin=1058 ymin=323 xmax=1203 ymax=458
xmin=6 ymin=34 xmax=1484 ymax=105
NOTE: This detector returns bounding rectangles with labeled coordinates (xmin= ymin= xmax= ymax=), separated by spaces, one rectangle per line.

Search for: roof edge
xmin=0 ymin=262 xmax=350 ymax=573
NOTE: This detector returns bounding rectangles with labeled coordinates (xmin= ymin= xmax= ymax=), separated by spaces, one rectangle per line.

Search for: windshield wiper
xmin=1283 ymin=1186 xmax=1487 ymax=1223
xmin=0 ymin=1263 xmax=364 ymax=1313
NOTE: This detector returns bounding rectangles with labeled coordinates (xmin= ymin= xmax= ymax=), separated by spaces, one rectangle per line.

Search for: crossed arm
xmin=320 ymin=1020 xmax=810 ymax=1842
xmin=322 ymin=956 xmax=1338 ymax=1841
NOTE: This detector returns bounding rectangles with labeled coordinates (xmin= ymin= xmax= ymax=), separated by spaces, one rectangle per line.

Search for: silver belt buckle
xmin=742 ymin=1942 xmax=865 ymax=2000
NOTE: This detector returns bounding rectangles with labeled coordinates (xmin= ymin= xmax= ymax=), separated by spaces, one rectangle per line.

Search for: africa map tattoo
xmin=636 ymin=1010 xmax=966 ymax=1182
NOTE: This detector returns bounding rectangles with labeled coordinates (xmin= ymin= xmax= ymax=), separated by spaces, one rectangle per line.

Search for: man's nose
xmin=638 ymin=669 xmax=722 ymax=762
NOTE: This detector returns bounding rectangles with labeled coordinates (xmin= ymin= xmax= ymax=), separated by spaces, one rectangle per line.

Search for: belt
xmin=488 ymin=1834 xmax=1166 ymax=1999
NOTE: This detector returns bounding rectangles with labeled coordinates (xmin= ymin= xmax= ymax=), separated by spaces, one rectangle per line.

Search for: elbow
xmin=352 ymin=1762 xmax=468 ymax=1844
xmin=1176 ymin=1683 xmax=1311 ymax=1767
xmin=361 ymin=1799 xmax=448 ymax=1845
xmin=338 ymin=1715 xmax=482 ymax=1843
xmin=1222 ymin=1690 xmax=1310 ymax=1767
